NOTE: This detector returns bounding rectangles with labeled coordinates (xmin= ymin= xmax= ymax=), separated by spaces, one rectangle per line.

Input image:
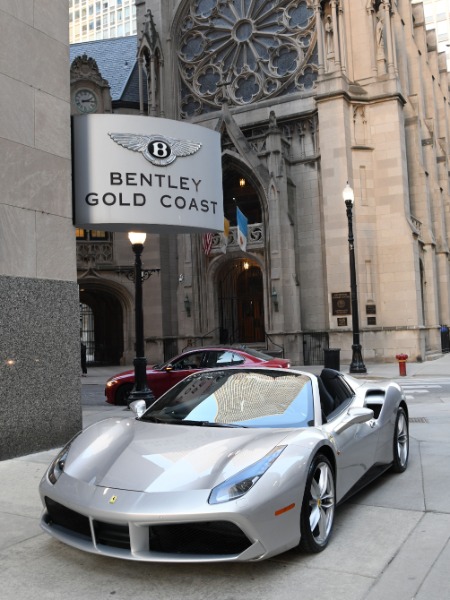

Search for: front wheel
xmin=115 ymin=383 xmax=133 ymax=406
xmin=299 ymin=454 xmax=335 ymax=553
xmin=391 ymin=407 xmax=409 ymax=473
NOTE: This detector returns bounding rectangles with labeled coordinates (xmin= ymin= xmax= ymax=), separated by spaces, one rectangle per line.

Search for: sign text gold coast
xmin=84 ymin=172 xmax=219 ymax=215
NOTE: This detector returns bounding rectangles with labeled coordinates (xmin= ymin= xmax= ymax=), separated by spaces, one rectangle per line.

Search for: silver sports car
xmin=39 ymin=367 xmax=409 ymax=562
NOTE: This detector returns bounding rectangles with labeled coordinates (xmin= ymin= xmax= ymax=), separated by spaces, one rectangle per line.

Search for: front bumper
xmin=39 ymin=474 xmax=300 ymax=563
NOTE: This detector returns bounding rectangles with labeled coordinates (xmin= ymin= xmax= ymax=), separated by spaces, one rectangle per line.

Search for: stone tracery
xmin=177 ymin=0 xmax=318 ymax=116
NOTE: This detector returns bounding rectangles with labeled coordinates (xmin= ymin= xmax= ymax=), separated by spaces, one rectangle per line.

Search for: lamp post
xmin=343 ymin=183 xmax=367 ymax=374
xmin=127 ymin=231 xmax=158 ymax=406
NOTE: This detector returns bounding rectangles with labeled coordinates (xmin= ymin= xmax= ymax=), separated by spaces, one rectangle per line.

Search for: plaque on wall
xmin=337 ymin=317 xmax=348 ymax=326
xmin=366 ymin=304 xmax=376 ymax=315
xmin=332 ymin=292 xmax=351 ymax=315
xmin=367 ymin=317 xmax=377 ymax=325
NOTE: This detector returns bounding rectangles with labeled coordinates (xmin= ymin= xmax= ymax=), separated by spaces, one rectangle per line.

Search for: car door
xmin=321 ymin=376 xmax=378 ymax=500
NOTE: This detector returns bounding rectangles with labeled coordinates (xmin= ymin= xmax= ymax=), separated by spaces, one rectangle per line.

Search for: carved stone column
xmin=366 ymin=1 xmax=378 ymax=77
xmin=150 ymin=56 xmax=157 ymax=116
xmin=138 ymin=55 xmax=144 ymax=115
xmin=159 ymin=59 xmax=165 ymax=117
xmin=382 ymin=0 xmax=395 ymax=75
xmin=331 ymin=0 xmax=340 ymax=70
xmin=338 ymin=0 xmax=347 ymax=74
xmin=314 ymin=0 xmax=325 ymax=75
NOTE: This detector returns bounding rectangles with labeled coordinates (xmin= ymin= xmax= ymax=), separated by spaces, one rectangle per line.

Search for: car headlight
xmin=208 ymin=445 xmax=286 ymax=504
xmin=106 ymin=379 xmax=117 ymax=388
xmin=47 ymin=432 xmax=81 ymax=485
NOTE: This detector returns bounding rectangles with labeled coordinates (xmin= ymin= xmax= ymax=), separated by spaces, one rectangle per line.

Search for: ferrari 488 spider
xmin=40 ymin=367 xmax=409 ymax=562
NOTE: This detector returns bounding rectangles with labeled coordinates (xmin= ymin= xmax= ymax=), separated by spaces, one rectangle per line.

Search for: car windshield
xmin=140 ymin=369 xmax=314 ymax=428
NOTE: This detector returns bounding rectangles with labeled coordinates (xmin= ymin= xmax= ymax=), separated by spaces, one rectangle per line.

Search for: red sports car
xmin=105 ymin=346 xmax=291 ymax=405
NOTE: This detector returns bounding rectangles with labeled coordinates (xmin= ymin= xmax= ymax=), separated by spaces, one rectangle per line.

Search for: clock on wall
xmin=74 ymin=89 xmax=98 ymax=113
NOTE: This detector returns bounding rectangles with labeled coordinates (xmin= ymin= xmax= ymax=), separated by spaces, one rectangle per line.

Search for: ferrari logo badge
xmin=109 ymin=495 xmax=118 ymax=504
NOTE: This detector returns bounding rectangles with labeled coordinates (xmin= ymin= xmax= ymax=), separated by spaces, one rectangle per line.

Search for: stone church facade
xmin=74 ymin=0 xmax=450 ymax=367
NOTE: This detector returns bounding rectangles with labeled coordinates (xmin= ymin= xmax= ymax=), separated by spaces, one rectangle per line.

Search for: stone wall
xmin=0 ymin=277 xmax=82 ymax=460
xmin=0 ymin=2 xmax=81 ymax=459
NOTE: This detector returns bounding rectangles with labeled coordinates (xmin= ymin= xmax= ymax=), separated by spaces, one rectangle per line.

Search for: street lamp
xmin=343 ymin=183 xmax=367 ymax=374
xmin=127 ymin=231 xmax=158 ymax=406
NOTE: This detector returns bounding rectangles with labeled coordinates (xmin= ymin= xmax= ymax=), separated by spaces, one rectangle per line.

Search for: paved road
xmin=81 ymin=383 xmax=108 ymax=405
xmin=2 ymin=363 xmax=450 ymax=600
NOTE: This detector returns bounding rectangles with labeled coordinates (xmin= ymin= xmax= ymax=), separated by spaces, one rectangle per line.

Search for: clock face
xmin=75 ymin=89 xmax=98 ymax=113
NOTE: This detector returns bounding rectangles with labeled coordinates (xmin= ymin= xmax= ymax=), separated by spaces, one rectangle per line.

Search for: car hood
xmin=63 ymin=417 xmax=292 ymax=493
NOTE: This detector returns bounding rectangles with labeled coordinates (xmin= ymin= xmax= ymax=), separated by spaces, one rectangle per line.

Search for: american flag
xmin=202 ymin=232 xmax=213 ymax=255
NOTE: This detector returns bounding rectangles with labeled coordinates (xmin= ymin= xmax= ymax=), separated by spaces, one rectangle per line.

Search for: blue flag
xmin=236 ymin=207 xmax=248 ymax=252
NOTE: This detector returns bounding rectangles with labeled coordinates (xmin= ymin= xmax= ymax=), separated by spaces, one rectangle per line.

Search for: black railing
xmin=303 ymin=332 xmax=330 ymax=366
xmin=264 ymin=333 xmax=284 ymax=358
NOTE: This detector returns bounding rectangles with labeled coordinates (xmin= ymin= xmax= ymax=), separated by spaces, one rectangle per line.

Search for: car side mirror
xmin=164 ymin=365 xmax=173 ymax=372
xmin=129 ymin=399 xmax=147 ymax=419
xmin=334 ymin=407 xmax=374 ymax=434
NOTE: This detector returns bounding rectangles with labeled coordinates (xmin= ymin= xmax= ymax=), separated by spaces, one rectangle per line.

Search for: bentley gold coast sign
xmin=72 ymin=114 xmax=224 ymax=233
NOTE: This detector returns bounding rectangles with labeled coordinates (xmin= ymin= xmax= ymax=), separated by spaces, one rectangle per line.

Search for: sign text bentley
xmin=72 ymin=115 xmax=223 ymax=233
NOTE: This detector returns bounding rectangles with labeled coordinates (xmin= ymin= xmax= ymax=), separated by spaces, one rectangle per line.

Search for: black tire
xmin=391 ymin=407 xmax=409 ymax=473
xmin=115 ymin=383 xmax=133 ymax=406
xmin=299 ymin=454 xmax=335 ymax=553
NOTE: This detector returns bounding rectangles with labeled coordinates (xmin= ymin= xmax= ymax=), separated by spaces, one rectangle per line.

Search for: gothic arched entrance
xmin=79 ymin=285 xmax=124 ymax=365
xmin=218 ymin=258 xmax=265 ymax=344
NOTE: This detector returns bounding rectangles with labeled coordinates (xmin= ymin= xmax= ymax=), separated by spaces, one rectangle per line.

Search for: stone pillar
xmin=159 ymin=59 xmax=165 ymax=117
xmin=138 ymin=55 xmax=145 ymax=115
xmin=382 ymin=0 xmax=395 ymax=75
xmin=150 ymin=56 xmax=157 ymax=116
xmin=331 ymin=0 xmax=340 ymax=70
xmin=314 ymin=0 xmax=325 ymax=75
xmin=338 ymin=0 xmax=347 ymax=74
xmin=366 ymin=2 xmax=378 ymax=77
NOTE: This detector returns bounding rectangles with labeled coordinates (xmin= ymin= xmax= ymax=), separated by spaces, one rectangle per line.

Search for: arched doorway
xmin=218 ymin=258 xmax=265 ymax=344
xmin=79 ymin=286 xmax=124 ymax=365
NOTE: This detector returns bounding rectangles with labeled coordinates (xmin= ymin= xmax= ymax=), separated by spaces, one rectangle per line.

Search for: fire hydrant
xmin=395 ymin=353 xmax=408 ymax=376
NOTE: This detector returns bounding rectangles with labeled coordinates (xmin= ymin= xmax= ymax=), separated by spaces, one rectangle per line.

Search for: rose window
xmin=178 ymin=0 xmax=318 ymax=117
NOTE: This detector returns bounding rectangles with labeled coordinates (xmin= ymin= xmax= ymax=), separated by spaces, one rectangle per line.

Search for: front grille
xmin=149 ymin=521 xmax=252 ymax=555
xmin=94 ymin=520 xmax=131 ymax=550
xmin=44 ymin=498 xmax=252 ymax=557
xmin=45 ymin=497 xmax=91 ymax=539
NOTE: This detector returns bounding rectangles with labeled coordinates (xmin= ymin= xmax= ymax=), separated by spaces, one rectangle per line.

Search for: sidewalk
xmin=1 ymin=354 xmax=449 ymax=599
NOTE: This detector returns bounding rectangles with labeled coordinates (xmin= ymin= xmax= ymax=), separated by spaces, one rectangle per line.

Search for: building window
xmin=76 ymin=229 xmax=110 ymax=241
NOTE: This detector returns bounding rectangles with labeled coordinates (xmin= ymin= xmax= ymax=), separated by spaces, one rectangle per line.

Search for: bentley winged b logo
xmin=108 ymin=132 xmax=202 ymax=166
